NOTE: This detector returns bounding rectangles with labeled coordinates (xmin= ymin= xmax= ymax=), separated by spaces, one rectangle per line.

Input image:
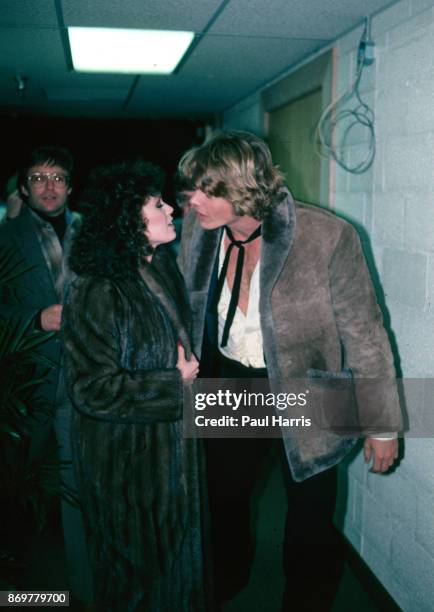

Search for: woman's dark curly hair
xmin=69 ymin=160 xmax=164 ymax=279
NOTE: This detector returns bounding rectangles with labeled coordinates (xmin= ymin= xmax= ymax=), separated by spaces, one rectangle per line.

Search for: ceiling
xmin=0 ymin=0 xmax=395 ymax=120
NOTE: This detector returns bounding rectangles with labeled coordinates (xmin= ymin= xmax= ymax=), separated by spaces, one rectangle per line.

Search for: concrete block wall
xmin=222 ymin=0 xmax=434 ymax=608
xmin=334 ymin=1 xmax=434 ymax=609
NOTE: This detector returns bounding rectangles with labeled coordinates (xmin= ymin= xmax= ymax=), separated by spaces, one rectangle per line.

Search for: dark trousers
xmin=205 ymin=353 xmax=344 ymax=610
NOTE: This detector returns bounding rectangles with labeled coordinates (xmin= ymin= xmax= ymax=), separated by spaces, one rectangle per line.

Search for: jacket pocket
xmin=306 ymin=368 xmax=359 ymax=434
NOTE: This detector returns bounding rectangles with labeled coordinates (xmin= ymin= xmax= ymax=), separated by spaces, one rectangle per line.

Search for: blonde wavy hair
xmin=178 ymin=130 xmax=286 ymax=220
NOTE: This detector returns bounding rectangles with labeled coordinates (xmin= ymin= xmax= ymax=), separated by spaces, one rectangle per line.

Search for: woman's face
xmin=141 ymin=195 xmax=176 ymax=248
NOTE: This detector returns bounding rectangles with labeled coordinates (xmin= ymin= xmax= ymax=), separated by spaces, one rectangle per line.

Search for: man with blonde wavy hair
xmin=178 ymin=130 xmax=401 ymax=610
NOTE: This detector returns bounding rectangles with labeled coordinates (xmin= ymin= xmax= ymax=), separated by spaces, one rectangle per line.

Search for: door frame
xmin=262 ymin=49 xmax=335 ymax=207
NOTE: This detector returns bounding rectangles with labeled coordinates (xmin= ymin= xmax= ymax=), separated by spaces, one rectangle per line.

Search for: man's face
xmin=22 ymin=163 xmax=71 ymax=217
xmin=189 ymin=189 xmax=238 ymax=230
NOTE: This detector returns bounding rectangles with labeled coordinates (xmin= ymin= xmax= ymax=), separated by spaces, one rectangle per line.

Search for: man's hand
xmin=364 ymin=438 xmax=398 ymax=473
xmin=40 ymin=304 xmax=63 ymax=331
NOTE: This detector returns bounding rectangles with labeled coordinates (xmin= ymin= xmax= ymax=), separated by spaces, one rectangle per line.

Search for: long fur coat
xmin=62 ymin=247 xmax=210 ymax=611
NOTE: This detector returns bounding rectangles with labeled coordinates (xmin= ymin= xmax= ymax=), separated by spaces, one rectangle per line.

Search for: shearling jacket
xmin=179 ymin=191 xmax=402 ymax=481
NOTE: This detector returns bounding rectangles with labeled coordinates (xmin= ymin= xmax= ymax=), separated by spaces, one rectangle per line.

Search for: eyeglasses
xmin=27 ymin=172 xmax=69 ymax=186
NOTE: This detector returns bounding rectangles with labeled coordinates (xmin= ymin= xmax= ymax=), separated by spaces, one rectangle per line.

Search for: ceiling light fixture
xmin=68 ymin=27 xmax=195 ymax=75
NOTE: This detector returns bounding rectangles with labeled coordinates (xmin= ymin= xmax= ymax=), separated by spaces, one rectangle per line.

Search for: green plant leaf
xmin=0 ymin=248 xmax=34 ymax=287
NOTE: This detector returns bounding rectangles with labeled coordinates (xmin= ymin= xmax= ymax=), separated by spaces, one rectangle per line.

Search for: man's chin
xmin=31 ymin=203 xmax=66 ymax=217
xmin=196 ymin=216 xmax=220 ymax=230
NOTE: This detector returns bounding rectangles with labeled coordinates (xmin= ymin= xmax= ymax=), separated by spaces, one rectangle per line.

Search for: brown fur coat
xmin=62 ymin=247 xmax=210 ymax=611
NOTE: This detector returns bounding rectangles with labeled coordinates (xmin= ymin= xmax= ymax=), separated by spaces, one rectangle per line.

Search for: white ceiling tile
xmin=0 ymin=0 xmax=59 ymax=27
xmin=44 ymin=87 xmax=128 ymax=102
xmin=0 ymin=27 xmax=66 ymax=74
xmin=211 ymin=0 xmax=396 ymax=39
xmin=61 ymin=0 xmax=223 ymax=31
xmin=126 ymin=32 xmax=326 ymax=116
xmin=180 ymin=34 xmax=326 ymax=82
xmin=0 ymin=0 xmax=398 ymax=118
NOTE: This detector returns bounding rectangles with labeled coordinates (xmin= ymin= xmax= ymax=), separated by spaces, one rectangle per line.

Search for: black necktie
xmin=214 ymin=224 xmax=262 ymax=347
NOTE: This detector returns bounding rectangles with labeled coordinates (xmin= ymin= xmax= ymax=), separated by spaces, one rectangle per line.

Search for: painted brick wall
xmin=222 ymin=0 xmax=434 ymax=608
xmin=333 ymin=1 xmax=434 ymax=609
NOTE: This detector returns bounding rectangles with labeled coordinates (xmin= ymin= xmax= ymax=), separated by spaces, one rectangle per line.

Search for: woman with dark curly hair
xmin=62 ymin=160 xmax=210 ymax=611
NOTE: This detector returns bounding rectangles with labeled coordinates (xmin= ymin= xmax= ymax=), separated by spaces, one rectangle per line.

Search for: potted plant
xmin=0 ymin=249 xmax=61 ymax=588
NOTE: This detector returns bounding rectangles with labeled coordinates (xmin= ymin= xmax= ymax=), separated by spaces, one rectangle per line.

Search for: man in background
xmin=0 ymin=146 xmax=92 ymax=607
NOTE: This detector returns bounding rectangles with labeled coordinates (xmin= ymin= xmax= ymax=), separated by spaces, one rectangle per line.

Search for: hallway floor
xmin=222 ymin=498 xmax=391 ymax=611
xmin=222 ymin=449 xmax=394 ymax=612
xmin=2 ymin=449 xmax=402 ymax=612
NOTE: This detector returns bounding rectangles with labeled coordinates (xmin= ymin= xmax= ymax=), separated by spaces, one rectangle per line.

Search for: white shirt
xmin=217 ymin=233 xmax=265 ymax=368
xmin=215 ymin=230 xmax=395 ymax=441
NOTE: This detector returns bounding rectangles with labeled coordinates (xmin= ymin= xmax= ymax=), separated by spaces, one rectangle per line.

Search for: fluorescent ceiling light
xmin=68 ymin=27 xmax=195 ymax=74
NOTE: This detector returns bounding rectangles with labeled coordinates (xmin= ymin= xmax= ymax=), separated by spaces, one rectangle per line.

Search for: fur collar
xmin=182 ymin=189 xmax=297 ymax=374
xmin=138 ymin=257 xmax=192 ymax=358
xmin=260 ymin=189 xmax=296 ymax=379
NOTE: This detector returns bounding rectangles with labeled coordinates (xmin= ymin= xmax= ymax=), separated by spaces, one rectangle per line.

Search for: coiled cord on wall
xmin=315 ymin=18 xmax=376 ymax=175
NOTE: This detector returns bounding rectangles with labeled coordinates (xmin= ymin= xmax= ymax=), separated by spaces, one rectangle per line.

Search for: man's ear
xmin=67 ymin=187 xmax=72 ymax=196
xmin=20 ymin=184 xmax=29 ymax=197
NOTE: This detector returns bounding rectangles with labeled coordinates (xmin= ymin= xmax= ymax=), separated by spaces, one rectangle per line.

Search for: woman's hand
xmin=176 ymin=344 xmax=199 ymax=382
